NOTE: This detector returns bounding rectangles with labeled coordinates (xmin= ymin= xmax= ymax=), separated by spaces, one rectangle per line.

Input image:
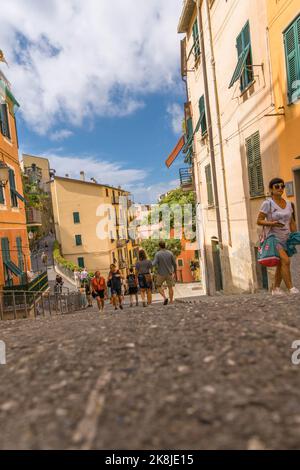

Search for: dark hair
xmin=269 ymin=177 xmax=284 ymax=189
xmin=129 ymin=267 xmax=134 ymax=273
xmin=159 ymin=241 xmax=166 ymax=249
xmin=139 ymin=249 xmax=147 ymax=261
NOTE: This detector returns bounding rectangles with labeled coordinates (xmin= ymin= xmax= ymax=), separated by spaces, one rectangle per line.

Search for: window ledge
xmin=240 ymin=79 xmax=256 ymax=97
xmin=249 ymin=194 xmax=266 ymax=201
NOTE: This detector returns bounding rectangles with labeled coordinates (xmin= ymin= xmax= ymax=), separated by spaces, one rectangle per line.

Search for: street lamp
xmin=0 ymin=161 xmax=9 ymax=187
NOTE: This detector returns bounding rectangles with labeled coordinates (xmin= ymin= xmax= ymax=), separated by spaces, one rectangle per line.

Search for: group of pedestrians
xmin=75 ymin=241 xmax=177 ymax=313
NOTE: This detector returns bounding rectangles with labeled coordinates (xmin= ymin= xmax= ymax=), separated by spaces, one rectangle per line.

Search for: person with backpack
xmin=127 ymin=268 xmax=139 ymax=307
xmin=257 ymin=177 xmax=299 ymax=296
xmin=108 ymin=264 xmax=124 ymax=311
xmin=91 ymin=271 xmax=107 ymax=312
xmin=136 ymin=250 xmax=153 ymax=307
xmin=152 ymin=241 xmax=177 ymax=305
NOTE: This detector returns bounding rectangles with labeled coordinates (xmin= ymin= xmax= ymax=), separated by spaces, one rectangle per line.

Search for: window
xmin=8 ymin=169 xmax=18 ymax=207
xmin=1 ymin=238 xmax=12 ymax=286
xmin=73 ymin=212 xmax=80 ymax=224
xmin=78 ymin=257 xmax=85 ymax=268
xmin=178 ymin=259 xmax=184 ymax=268
xmin=106 ymin=188 xmax=109 ymax=197
xmin=205 ymin=164 xmax=214 ymax=207
xmin=229 ymin=21 xmax=253 ymax=91
xmin=284 ymin=16 xmax=300 ymax=103
xmin=0 ymin=103 xmax=11 ymax=139
xmin=198 ymin=95 xmax=207 ymax=136
xmin=0 ymin=185 xmax=4 ymax=204
xmin=75 ymin=235 xmax=82 ymax=246
xmin=246 ymin=131 xmax=264 ymax=197
xmin=192 ymin=20 xmax=200 ymax=62
xmin=16 ymin=237 xmax=24 ymax=271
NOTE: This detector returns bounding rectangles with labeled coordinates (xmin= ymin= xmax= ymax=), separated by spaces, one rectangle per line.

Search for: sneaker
xmin=163 ymin=299 xmax=169 ymax=306
xmin=290 ymin=287 xmax=300 ymax=295
xmin=120 ymin=305 xmax=124 ymax=310
xmin=272 ymin=288 xmax=285 ymax=296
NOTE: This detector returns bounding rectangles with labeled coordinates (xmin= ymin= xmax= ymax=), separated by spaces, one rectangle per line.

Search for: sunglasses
xmin=273 ymin=183 xmax=285 ymax=190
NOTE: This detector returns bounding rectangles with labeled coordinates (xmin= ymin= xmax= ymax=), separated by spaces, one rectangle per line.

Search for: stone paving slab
xmin=0 ymin=295 xmax=300 ymax=450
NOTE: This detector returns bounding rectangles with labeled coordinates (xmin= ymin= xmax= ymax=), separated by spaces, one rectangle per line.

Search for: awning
xmin=165 ymin=135 xmax=185 ymax=168
xmin=11 ymin=188 xmax=25 ymax=202
xmin=229 ymin=44 xmax=250 ymax=89
xmin=5 ymin=260 xmax=23 ymax=277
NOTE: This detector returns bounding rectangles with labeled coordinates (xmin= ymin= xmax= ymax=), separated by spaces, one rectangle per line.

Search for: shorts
xmin=128 ymin=287 xmax=138 ymax=295
xmin=138 ymin=274 xmax=152 ymax=290
xmin=156 ymin=274 xmax=175 ymax=288
xmin=92 ymin=290 xmax=105 ymax=299
xmin=111 ymin=287 xmax=122 ymax=296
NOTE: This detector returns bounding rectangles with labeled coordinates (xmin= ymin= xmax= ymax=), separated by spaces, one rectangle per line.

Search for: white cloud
xmin=34 ymin=150 xmax=178 ymax=203
xmin=167 ymin=103 xmax=183 ymax=135
xmin=50 ymin=129 xmax=74 ymax=141
xmin=0 ymin=0 xmax=183 ymax=134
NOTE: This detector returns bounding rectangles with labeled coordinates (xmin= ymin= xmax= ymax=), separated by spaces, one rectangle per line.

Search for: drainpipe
xmin=194 ymin=0 xmax=223 ymax=246
xmin=204 ymin=0 xmax=232 ymax=247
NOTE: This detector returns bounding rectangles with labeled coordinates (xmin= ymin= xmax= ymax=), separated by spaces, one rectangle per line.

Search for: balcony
xmin=26 ymin=207 xmax=42 ymax=227
xmin=117 ymin=239 xmax=127 ymax=248
xmin=180 ymin=168 xmax=194 ymax=192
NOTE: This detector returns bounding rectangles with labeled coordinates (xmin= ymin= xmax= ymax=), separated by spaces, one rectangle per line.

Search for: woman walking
xmin=127 ymin=268 xmax=139 ymax=307
xmin=136 ymin=250 xmax=153 ymax=307
xmin=91 ymin=271 xmax=107 ymax=312
xmin=257 ymin=177 xmax=299 ymax=296
xmin=108 ymin=264 xmax=124 ymax=311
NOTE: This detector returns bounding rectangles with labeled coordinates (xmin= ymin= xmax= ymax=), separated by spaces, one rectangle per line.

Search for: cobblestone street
xmin=1 ymin=293 xmax=300 ymax=450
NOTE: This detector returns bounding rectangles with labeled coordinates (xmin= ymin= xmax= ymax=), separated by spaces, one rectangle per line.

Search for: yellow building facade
xmin=51 ymin=176 xmax=138 ymax=277
xmin=267 ymin=0 xmax=300 ymax=222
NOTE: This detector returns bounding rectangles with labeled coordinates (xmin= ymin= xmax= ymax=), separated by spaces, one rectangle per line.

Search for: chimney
xmin=80 ymin=171 xmax=85 ymax=182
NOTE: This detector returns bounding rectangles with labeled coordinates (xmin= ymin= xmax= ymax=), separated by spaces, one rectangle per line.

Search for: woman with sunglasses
xmin=257 ymin=178 xmax=299 ymax=296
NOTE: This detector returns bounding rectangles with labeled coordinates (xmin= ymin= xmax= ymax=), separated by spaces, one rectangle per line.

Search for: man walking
xmin=153 ymin=241 xmax=177 ymax=305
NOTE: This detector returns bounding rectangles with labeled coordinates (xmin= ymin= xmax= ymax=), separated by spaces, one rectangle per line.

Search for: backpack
xmin=128 ymin=274 xmax=137 ymax=288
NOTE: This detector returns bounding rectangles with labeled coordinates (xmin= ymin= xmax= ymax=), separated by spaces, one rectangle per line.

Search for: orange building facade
xmin=0 ymin=69 xmax=31 ymax=289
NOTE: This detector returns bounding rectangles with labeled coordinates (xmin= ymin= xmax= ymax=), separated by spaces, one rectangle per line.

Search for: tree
xmin=141 ymin=239 xmax=182 ymax=260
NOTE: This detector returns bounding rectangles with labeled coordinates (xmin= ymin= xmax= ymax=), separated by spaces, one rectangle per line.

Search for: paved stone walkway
xmin=1 ymin=293 xmax=300 ymax=450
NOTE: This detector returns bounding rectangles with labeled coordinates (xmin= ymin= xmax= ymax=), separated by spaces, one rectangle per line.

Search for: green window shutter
xmin=16 ymin=237 xmax=24 ymax=271
xmin=73 ymin=212 xmax=80 ymax=224
xmin=199 ymin=95 xmax=207 ymax=136
xmin=205 ymin=164 xmax=214 ymax=206
xmin=8 ymin=169 xmax=18 ymax=207
xmin=192 ymin=20 xmax=200 ymax=60
xmin=78 ymin=257 xmax=85 ymax=268
xmin=1 ymin=238 xmax=10 ymax=262
xmin=187 ymin=117 xmax=193 ymax=138
xmin=246 ymin=131 xmax=264 ymax=197
xmin=0 ymin=103 xmax=11 ymax=139
xmin=284 ymin=17 xmax=300 ymax=103
xmin=75 ymin=235 xmax=82 ymax=246
xmin=229 ymin=21 xmax=253 ymax=90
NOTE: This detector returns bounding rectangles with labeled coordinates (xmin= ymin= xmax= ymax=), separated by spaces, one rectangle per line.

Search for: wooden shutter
xmin=0 ymin=104 xmax=10 ymax=139
xmin=192 ymin=20 xmax=200 ymax=60
xmin=199 ymin=95 xmax=207 ymax=136
xmin=246 ymin=132 xmax=264 ymax=197
xmin=1 ymin=238 xmax=10 ymax=262
xmin=8 ymin=169 xmax=18 ymax=207
xmin=284 ymin=17 xmax=300 ymax=102
xmin=205 ymin=164 xmax=214 ymax=206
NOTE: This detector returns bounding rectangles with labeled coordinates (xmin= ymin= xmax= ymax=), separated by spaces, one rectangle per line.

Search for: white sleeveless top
xmin=260 ymin=199 xmax=293 ymax=243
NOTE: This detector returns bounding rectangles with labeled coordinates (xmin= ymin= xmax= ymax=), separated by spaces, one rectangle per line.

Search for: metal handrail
xmin=0 ymin=289 xmax=85 ymax=321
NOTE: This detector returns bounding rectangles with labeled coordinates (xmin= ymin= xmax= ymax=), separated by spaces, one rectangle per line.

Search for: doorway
xmin=212 ymin=238 xmax=223 ymax=292
xmin=294 ymin=169 xmax=300 ymax=226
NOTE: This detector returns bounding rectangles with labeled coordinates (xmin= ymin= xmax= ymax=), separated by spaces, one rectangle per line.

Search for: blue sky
xmin=0 ymin=0 xmax=187 ymax=203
